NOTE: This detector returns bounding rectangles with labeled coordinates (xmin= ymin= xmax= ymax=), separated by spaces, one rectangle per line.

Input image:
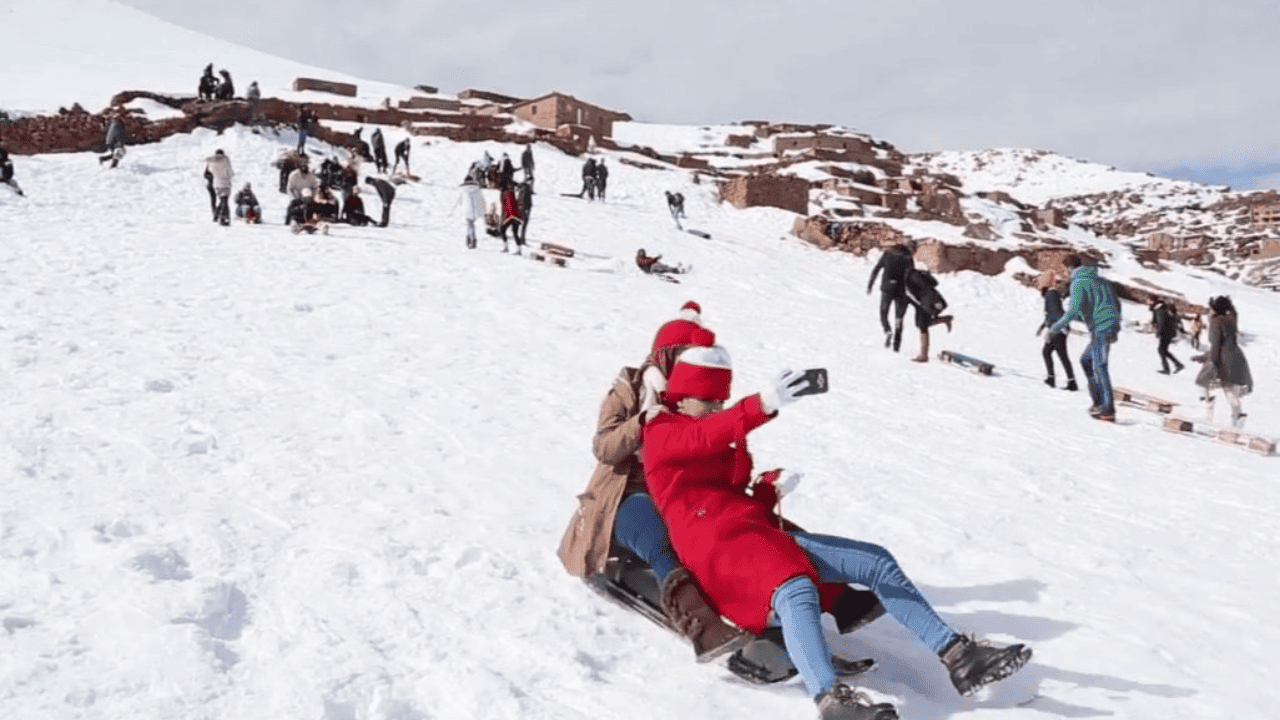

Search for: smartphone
xmin=789 ymin=368 xmax=828 ymax=396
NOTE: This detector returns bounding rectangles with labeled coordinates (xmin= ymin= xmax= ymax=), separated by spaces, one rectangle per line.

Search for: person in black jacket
xmin=866 ymin=241 xmax=917 ymax=351
xmin=517 ymin=180 xmax=533 ymax=243
xmin=594 ymin=159 xmax=609 ymax=201
xmin=1150 ymin=300 xmax=1185 ymax=374
xmin=364 ymin=176 xmax=396 ymax=227
xmin=578 ymin=158 xmax=597 ymax=200
xmin=1 ymin=144 xmax=24 ymax=196
xmin=393 ymin=137 xmax=411 ymax=175
xmin=1035 ymin=274 xmax=1077 ymax=389
xmin=371 ymin=128 xmax=388 ymax=174
xmin=234 ymin=183 xmax=261 ymax=223
xmin=216 ymin=69 xmax=235 ymax=100
xmin=903 ymin=267 xmax=953 ymax=363
xmin=520 ymin=144 xmax=534 ymax=181
xmin=497 ymin=152 xmax=515 ymax=190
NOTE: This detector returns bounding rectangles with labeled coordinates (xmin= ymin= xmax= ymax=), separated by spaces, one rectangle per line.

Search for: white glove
xmin=759 ymin=369 xmax=809 ymax=414
xmin=773 ymin=471 xmax=803 ymax=497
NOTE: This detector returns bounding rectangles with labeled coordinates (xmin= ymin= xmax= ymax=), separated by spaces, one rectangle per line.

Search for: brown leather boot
xmin=912 ymin=332 xmax=930 ymax=363
xmin=661 ymin=567 xmax=751 ymax=663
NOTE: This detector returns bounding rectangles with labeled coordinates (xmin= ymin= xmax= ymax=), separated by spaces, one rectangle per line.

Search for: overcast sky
xmin=120 ymin=0 xmax=1280 ymax=191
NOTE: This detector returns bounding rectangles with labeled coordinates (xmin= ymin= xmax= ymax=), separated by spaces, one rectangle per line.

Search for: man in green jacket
xmin=1049 ymin=255 xmax=1122 ymax=421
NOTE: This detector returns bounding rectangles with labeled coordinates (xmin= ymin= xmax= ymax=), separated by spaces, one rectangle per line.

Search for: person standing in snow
xmin=1034 ymin=273 xmax=1078 ymax=390
xmin=459 ymin=173 xmax=485 ymax=249
xmin=578 ymin=158 xmax=597 ymax=200
xmin=1 ymin=144 xmax=26 ymax=196
xmin=866 ymin=241 xmax=916 ymax=352
xmin=497 ymin=152 xmax=515 ymax=190
xmin=516 ymin=179 xmax=533 ymax=244
xmin=520 ymin=143 xmax=534 ymax=181
xmin=1189 ymin=312 xmax=1205 ymax=350
xmin=216 ymin=69 xmax=235 ymax=100
xmin=295 ymin=105 xmax=315 ymax=153
xmin=371 ymin=128 xmax=388 ymax=174
xmin=642 ymin=345 xmax=1031 ymax=720
xmin=203 ymin=149 xmax=234 ymax=226
xmin=1048 ymin=254 xmax=1122 ymax=422
xmin=594 ymin=159 xmax=609 ymax=201
xmin=1150 ymin=299 xmax=1185 ymax=375
xmin=903 ymin=267 xmax=953 ymax=363
xmin=392 ymin=137 xmax=411 ymax=175
xmin=1193 ymin=295 xmax=1253 ymax=428
xmin=364 ymin=176 xmax=396 ymax=228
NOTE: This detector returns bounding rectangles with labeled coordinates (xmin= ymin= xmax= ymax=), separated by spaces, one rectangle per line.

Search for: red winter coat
xmin=501 ymin=187 xmax=522 ymax=224
xmin=642 ymin=395 xmax=843 ymax=633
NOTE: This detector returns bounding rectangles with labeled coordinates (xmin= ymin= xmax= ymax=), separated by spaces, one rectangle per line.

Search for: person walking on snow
xmin=1193 ymin=295 xmax=1253 ymax=428
xmin=1035 ymin=273 xmax=1078 ymax=390
xmin=520 ymin=143 xmax=534 ymax=181
xmin=903 ymin=267 xmax=953 ymax=363
xmin=1150 ymin=299 xmax=1185 ymax=374
xmin=1 ymin=144 xmax=26 ymax=196
xmin=100 ymin=114 xmax=127 ymax=168
xmin=641 ymin=345 xmax=1031 ymax=720
xmin=578 ymin=158 xmax=597 ymax=200
xmin=594 ymin=159 xmax=609 ymax=201
xmin=458 ymin=172 xmax=485 ymax=249
xmin=498 ymin=183 xmax=523 ymax=252
xmin=666 ymin=191 xmax=686 ymax=229
xmin=866 ymin=241 xmax=916 ymax=351
xmin=1048 ymin=254 xmax=1122 ymax=422
xmin=203 ymin=149 xmax=234 ymax=226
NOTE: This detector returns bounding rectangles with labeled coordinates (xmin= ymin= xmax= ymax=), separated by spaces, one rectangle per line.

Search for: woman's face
xmin=678 ymin=397 xmax=724 ymax=418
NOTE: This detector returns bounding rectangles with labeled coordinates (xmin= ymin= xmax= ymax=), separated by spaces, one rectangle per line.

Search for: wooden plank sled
xmin=529 ymin=250 xmax=567 ymax=267
xmin=540 ymin=242 xmax=610 ymax=260
xmin=1114 ymin=387 xmax=1178 ymax=414
xmin=938 ymin=350 xmax=994 ymax=375
xmin=1162 ymin=416 xmax=1275 ymax=456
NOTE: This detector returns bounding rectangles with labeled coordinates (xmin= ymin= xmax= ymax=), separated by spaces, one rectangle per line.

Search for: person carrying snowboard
xmin=866 ymin=241 xmax=916 ymax=351
xmin=642 ymin=345 xmax=1032 ymax=720
xmin=1034 ymin=273 xmax=1078 ymax=390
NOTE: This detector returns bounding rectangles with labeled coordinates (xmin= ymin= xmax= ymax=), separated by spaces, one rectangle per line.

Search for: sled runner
xmin=938 ymin=350 xmax=994 ymax=375
xmin=584 ymin=552 xmax=881 ymax=685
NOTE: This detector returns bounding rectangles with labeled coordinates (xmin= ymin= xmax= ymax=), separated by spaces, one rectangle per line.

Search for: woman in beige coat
xmin=558 ymin=344 xmax=750 ymax=662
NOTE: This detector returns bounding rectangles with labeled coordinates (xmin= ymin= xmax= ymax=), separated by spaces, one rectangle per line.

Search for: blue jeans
xmin=613 ymin=494 xmax=679 ymax=585
xmin=1080 ymin=327 xmax=1119 ymax=413
xmin=774 ymin=533 xmax=959 ymax=697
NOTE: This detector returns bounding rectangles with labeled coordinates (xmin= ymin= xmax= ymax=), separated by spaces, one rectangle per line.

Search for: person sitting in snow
xmin=340 ymin=187 xmax=375 ymax=226
xmin=635 ymin=248 xmax=684 ymax=276
xmin=641 ymin=344 xmax=1031 ymax=720
xmin=234 ymin=182 xmax=261 ymax=223
xmin=312 ymin=184 xmax=340 ymax=221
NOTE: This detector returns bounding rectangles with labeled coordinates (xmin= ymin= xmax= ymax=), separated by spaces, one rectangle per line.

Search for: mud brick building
xmin=721 ymin=174 xmax=810 ymax=215
xmin=508 ymin=93 xmax=631 ymax=141
xmin=1251 ymin=204 xmax=1280 ymax=226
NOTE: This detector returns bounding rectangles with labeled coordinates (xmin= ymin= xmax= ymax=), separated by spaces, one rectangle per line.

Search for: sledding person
xmin=234 ymin=182 xmax=261 ymax=223
xmin=286 ymin=160 xmax=321 ymax=203
xmin=2 ymin=144 xmax=24 ymax=196
xmin=99 ymin=113 xmax=127 ymax=168
xmin=635 ymin=248 xmax=683 ymax=276
xmin=1048 ymin=254 xmax=1122 ymax=422
xmin=866 ymin=241 xmax=916 ymax=351
xmin=312 ymin=185 xmax=340 ymax=221
xmin=274 ymin=150 xmax=308 ymax=194
xmin=340 ymin=188 xmax=375 ymax=226
xmin=1034 ymin=273 xmax=1078 ymax=390
xmin=203 ymin=149 xmax=234 ymax=226
xmin=1193 ymin=295 xmax=1253 ymax=428
xmin=371 ymin=128 xmax=388 ymax=174
xmin=498 ymin=183 xmax=523 ymax=252
xmin=364 ymin=176 xmax=396 ymax=228
xmin=594 ymin=159 xmax=609 ymax=201
xmin=642 ymin=345 xmax=1032 ymax=719
xmin=1150 ymin=299 xmax=1185 ymax=374
xmin=392 ymin=137 xmax=411 ymax=175
xmin=903 ymin=267 xmax=953 ymax=363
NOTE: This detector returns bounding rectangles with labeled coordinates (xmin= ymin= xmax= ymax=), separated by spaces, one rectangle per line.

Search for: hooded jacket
xmin=1049 ymin=265 xmax=1121 ymax=337
xmin=1195 ymin=312 xmax=1253 ymax=393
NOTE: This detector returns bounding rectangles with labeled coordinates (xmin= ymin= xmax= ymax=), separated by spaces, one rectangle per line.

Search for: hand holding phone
xmin=789 ymin=368 xmax=828 ymax=396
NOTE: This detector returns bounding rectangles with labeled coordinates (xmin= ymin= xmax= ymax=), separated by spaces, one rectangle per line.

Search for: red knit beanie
xmin=664 ymin=345 xmax=733 ymax=403
xmin=650 ymin=301 xmax=715 ymax=358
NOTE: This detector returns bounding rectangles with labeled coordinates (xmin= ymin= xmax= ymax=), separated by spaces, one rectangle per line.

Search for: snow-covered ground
xmin=3 ymin=2 xmax=1278 ymax=720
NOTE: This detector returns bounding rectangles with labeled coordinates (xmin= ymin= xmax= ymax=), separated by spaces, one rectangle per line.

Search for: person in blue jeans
xmin=1048 ymin=255 xmax=1122 ymax=421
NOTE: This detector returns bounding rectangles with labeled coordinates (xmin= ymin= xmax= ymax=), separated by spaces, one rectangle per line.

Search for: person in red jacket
xmin=641 ymin=346 xmax=1031 ymax=720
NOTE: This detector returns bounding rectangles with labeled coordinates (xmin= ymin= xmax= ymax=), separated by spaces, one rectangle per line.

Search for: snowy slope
xmin=3 ymin=3 xmax=1279 ymax=720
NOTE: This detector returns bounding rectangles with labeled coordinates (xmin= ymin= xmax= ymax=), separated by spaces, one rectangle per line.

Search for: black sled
xmin=584 ymin=552 xmax=883 ymax=684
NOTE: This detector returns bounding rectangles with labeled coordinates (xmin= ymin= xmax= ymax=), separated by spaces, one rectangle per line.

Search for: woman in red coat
xmin=642 ymin=346 xmax=1031 ymax=720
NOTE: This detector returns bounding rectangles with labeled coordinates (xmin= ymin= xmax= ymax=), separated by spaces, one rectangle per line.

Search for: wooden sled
xmin=938 ymin=350 xmax=994 ymax=375
xmin=529 ymin=249 xmax=568 ymax=267
xmin=1162 ymin=416 xmax=1275 ymax=456
xmin=1114 ymin=387 xmax=1178 ymax=414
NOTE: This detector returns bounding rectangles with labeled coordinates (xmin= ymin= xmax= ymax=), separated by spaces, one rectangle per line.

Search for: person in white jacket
xmin=460 ymin=174 xmax=486 ymax=249
xmin=286 ymin=162 xmax=321 ymax=203
xmin=203 ymin=149 xmax=234 ymax=226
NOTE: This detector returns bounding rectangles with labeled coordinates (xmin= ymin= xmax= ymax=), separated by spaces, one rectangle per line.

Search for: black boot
xmin=1044 ymin=376 xmax=1055 ymax=388
xmin=940 ymin=635 xmax=1032 ymax=696
xmin=1065 ymin=378 xmax=1078 ymax=391
xmin=815 ymin=683 xmax=898 ymax=720
xmin=660 ymin=567 xmax=751 ymax=663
